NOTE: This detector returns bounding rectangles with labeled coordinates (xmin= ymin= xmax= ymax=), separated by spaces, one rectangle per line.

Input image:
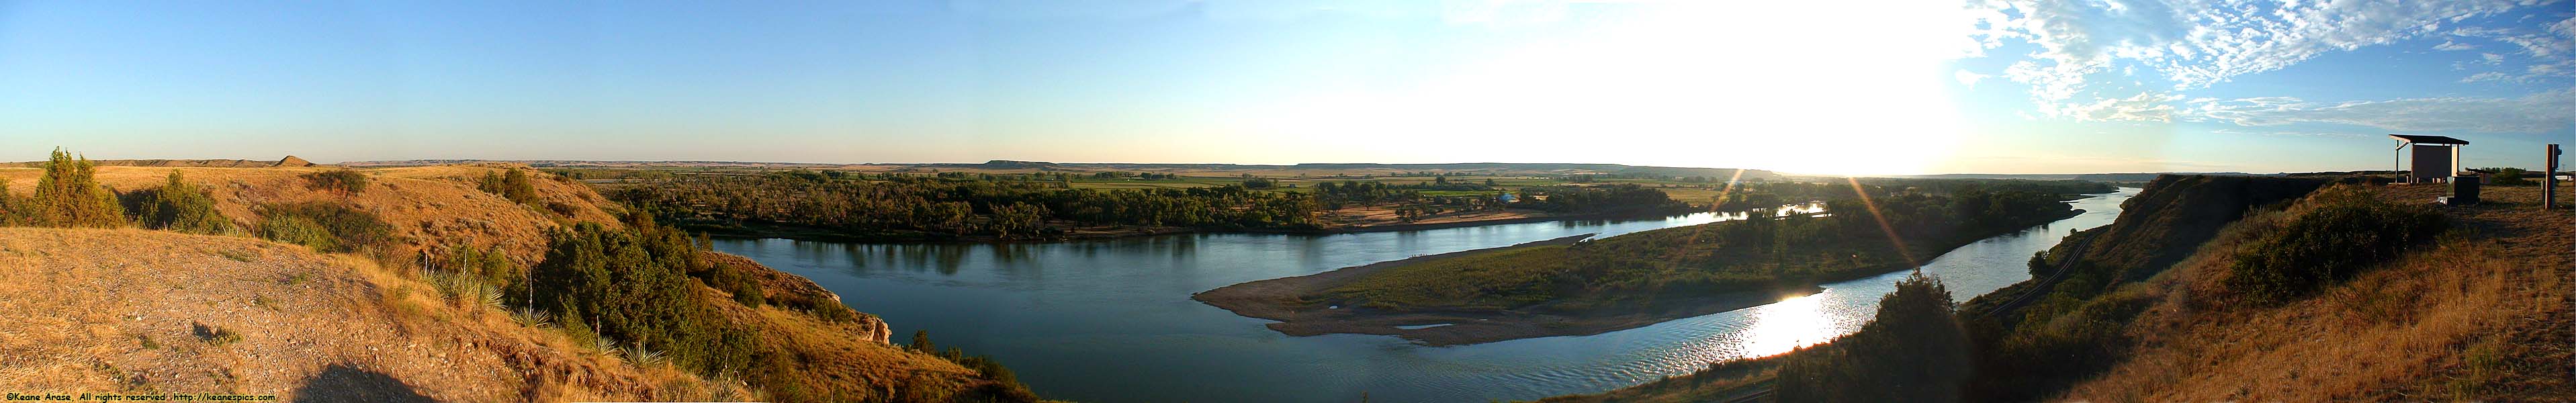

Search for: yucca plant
xmin=623 ymin=340 xmax=668 ymax=367
xmin=592 ymin=336 xmax=625 ymax=358
xmin=474 ymin=283 xmax=504 ymax=311
xmin=510 ymin=306 xmax=556 ymax=328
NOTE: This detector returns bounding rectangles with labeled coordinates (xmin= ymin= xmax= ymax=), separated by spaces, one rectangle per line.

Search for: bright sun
xmin=1249 ymin=1 xmax=1975 ymax=176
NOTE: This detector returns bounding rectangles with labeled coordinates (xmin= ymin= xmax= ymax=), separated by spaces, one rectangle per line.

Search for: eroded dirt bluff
xmin=0 ymin=228 xmax=718 ymax=401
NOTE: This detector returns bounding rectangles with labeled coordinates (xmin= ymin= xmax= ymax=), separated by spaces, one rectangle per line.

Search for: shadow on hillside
xmin=292 ymin=364 xmax=435 ymax=403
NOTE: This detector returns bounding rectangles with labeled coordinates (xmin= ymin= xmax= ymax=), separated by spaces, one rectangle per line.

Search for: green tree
xmin=26 ymin=148 xmax=126 ymax=228
xmin=138 ymin=171 xmax=233 ymax=234
xmin=1775 ymin=272 xmax=1970 ymax=402
xmin=529 ymin=222 xmax=745 ymax=374
xmin=989 ymin=202 xmax=1050 ymax=238
xmin=2485 ymin=167 xmax=2533 ymax=185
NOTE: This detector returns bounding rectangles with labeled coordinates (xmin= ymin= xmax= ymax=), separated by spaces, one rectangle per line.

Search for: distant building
xmin=2391 ymin=134 xmax=2471 ymax=183
xmin=1496 ymin=193 xmax=1517 ymax=203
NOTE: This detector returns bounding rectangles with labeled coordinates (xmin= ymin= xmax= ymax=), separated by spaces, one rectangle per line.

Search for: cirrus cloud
xmin=1967 ymin=0 xmax=2553 ymax=122
xmin=2187 ymin=87 xmax=2576 ymax=133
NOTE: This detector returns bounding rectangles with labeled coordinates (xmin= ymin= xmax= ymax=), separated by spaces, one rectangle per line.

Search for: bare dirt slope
xmin=0 ymin=228 xmax=714 ymax=401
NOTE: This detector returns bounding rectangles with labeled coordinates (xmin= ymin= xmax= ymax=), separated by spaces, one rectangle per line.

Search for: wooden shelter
xmin=2391 ymin=134 xmax=2470 ymax=183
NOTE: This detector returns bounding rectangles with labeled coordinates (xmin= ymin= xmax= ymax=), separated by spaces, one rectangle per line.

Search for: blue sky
xmin=1 ymin=1 xmax=2569 ymax=174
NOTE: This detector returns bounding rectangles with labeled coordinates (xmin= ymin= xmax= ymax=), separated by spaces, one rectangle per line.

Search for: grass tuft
xmin=197 ymin=324 xmax=242 ymax=347
xmin=215 ymin=249 xmax=257 ymax=262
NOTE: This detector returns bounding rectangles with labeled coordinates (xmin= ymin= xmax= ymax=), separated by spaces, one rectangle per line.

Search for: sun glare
xmin=1738 ymin=292 xmax=1840 ymax=358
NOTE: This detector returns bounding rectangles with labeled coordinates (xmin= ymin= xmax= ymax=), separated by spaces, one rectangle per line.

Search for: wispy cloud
xmin=2209 ymin=128 xmax=2368 ymax=138
xmin=2448 ymin=15 xmax=2576 ymax=83
xmin=2186 ymin=87 xmax=2576 ymax=133
xmin=1969 ymin=0 xmax=2550 ymax=121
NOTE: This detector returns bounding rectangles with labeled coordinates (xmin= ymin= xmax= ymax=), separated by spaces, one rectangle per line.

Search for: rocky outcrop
xmin=704 ymin=251 xmax=891 ymax=344
xmin=275 ymin=155 xmax=314 ymax=167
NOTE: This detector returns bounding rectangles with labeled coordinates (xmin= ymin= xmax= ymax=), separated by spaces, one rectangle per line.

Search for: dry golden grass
xmin=698 ymin=284 xmax=989 ymax=401
xmin=0 ymin=228 xmax=750 ymax=401
xmin=0 ymin=164 xmax=621 ymax=269
xmin=2057 ymin=185 xmax=2573 ymax=402
xmin=0 ymin=163 xmax=1026 ymax=402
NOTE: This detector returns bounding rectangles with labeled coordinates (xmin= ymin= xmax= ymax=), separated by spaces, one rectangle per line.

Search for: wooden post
xmin=2548 ymin=144 xmax=2561 ymax=210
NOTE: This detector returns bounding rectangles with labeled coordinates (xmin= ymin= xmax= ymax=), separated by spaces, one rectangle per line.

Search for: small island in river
xmin=1194 ymin=234 xmax=1828 ymax=345
xmin=1198 ymin=184 xmax=2098 ymax=345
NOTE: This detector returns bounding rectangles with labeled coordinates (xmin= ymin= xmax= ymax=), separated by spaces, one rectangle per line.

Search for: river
xmin=708 ymin=188 xmax=2137 ymax=402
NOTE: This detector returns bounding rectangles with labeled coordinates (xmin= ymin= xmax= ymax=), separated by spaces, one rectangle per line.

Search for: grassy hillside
xmin=2044 ymin=183 xmax=2571 ymax=401
xmin=0 ymin=163 xmax=622 ymax=266
xmin=0 ymin=154 xmax=1043 ymax=402
xmin=0 ymin=228 xmax=729 ymax=401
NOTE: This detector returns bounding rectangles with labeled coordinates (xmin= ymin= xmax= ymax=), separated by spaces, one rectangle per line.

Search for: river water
xmin=709 ymin=188 xmax=2137 ymax=402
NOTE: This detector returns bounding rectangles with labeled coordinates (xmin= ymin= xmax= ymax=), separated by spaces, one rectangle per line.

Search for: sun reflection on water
xmin=1738 ymin=292 xmax=1840 ymax=359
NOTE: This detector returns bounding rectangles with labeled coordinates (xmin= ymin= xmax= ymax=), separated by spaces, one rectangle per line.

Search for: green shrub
xmin=480 ymin=169 xmax=541 ymax=205
xmin=2483 ymin=167 xmax=2533 ymax=186
xmin=0 ymin=178 xmax=15 ymax=226
xmin=2224 ymin=187 xmax=2445 ymax=304
xmin=138 ymin=171 xmax=233 ymax=234
xmin=531 ymin=222 xmax=749 ymax=375
xmin=254 ymin=202 xmax=398 ymax=253
xmin=717 ymin=268 xmax=764 ymax=308
xmin=24 ymin=148 xmax=126 ymax=228
xmin=435 ymin=244 xmax=518 ymax=292
xmin=300 ymin=169 xmax=369 ymax=196
xmin=257 ymin=215 xmax=336 ymax=251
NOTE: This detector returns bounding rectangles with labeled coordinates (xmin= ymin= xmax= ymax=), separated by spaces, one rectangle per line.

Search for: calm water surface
xmin=711 ymin=189 xmax=2135 ymax=402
